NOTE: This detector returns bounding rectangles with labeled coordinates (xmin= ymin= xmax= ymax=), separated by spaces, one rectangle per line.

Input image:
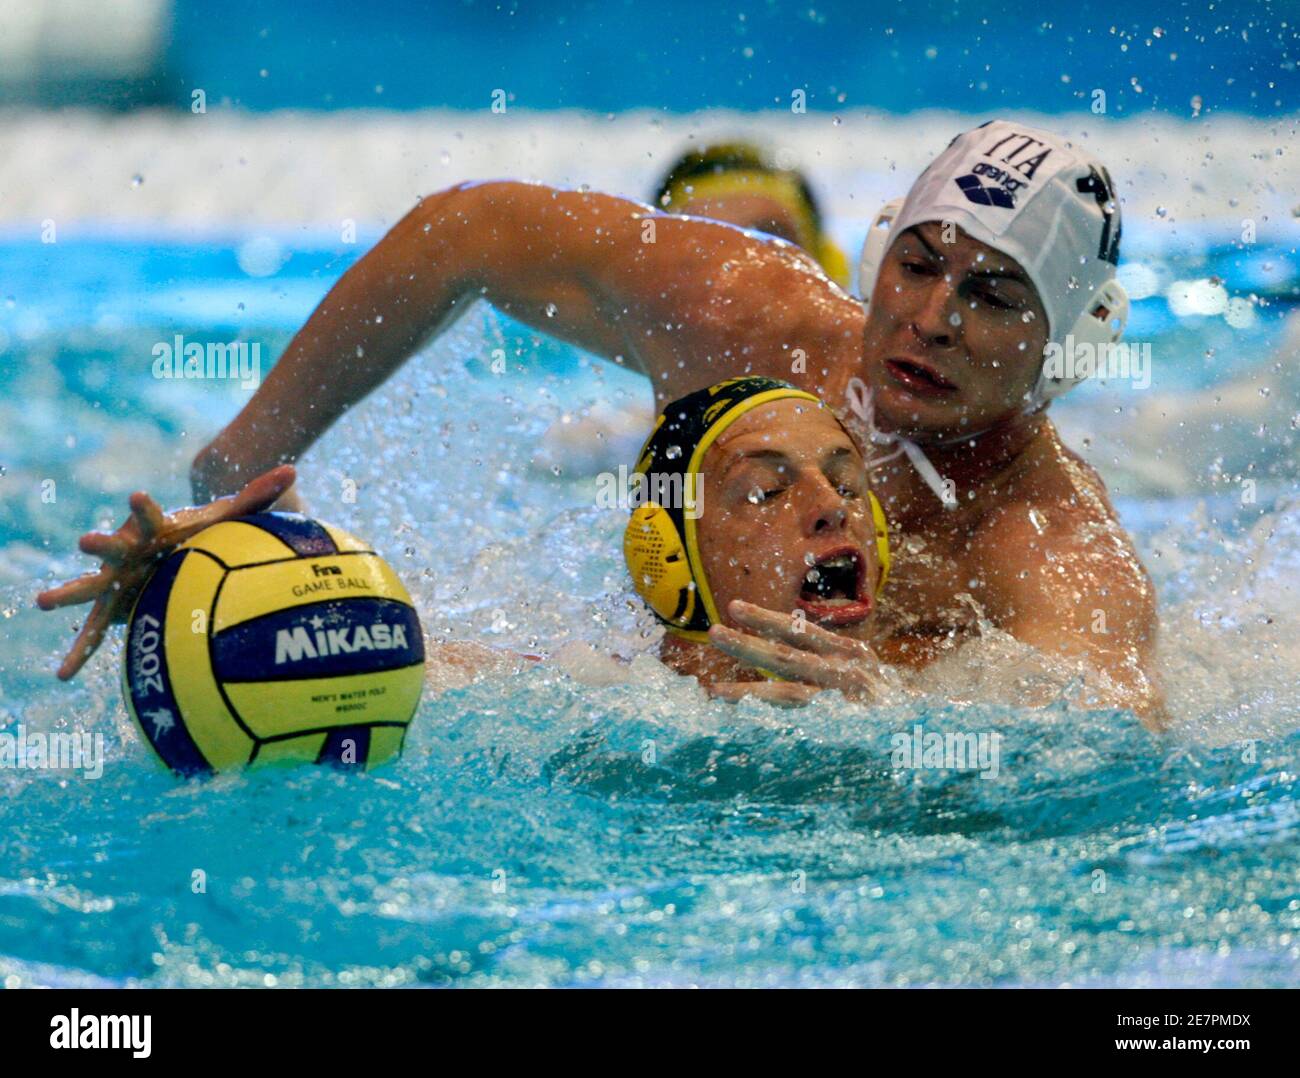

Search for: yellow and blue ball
xmin=122 ymin=513 xmax=425 ymax=775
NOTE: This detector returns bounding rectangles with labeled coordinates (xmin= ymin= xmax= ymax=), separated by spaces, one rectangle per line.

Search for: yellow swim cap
xmin=653 ymin=143 xmax=851 ymax=289
xmin=624 ymin=376 xmax=891 ymax=643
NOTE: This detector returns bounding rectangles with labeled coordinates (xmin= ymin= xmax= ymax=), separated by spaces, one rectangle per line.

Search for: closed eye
xmin=902 ymin=258 xmax=939 ymax=277
xmin=971 ymin=286 xmax=1015 ymax=310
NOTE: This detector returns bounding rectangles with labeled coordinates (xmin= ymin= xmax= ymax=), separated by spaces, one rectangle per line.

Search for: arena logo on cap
xmin=953 ymin=130 xmax=1055 ymax=210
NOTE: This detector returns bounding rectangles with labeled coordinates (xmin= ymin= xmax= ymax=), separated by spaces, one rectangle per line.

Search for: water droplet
xmin=747 ymin=486 xmax=766 ymax=504
xmin=544 ymin=303 xmax=557 ymax=318
xmin=1155 ymin=206 xmax=1168 ymax=218
xmin=665 ymin=444 xmax=681 ymax=460
xmin=1021 ymin=310 xmax=1036 ymax=323
xmin=130 ymin=174 xmax=143 ymax=188
xmin=439 ymin=150 xmax=451 ymax=166
xmin=948 ymin=312 xmax=962 ymax=327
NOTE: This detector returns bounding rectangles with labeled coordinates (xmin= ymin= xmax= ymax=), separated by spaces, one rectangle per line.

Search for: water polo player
xmin=623 ymin=376 xmax=896 ymax=706
xmin=46 ymin=119 xmax=1164 ymax=726
xmin=652 ymin=141 xmax=851 ymax=287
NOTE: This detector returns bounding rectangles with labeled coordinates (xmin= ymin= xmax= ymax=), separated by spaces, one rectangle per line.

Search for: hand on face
xmin=862 ymin=222 xmax=1050 ymax=438
xmin=706 ymin=599 xmax=895 ymax=706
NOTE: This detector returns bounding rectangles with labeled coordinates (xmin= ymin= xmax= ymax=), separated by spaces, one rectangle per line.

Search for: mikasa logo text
xmin=275 ymin=620 xmax=410 ymax=664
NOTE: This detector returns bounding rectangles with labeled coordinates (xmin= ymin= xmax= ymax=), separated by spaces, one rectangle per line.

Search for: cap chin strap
xmin=845 ymin=377 xmax=958 ymax=511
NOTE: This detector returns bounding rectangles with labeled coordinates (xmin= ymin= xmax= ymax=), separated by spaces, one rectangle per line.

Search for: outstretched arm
xmin=191 ymin=180 xmax=822 ymax=500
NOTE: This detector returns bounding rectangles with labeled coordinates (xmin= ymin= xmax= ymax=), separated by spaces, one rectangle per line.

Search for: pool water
xmin=1 ymin=219 xmax=1298 ymax=987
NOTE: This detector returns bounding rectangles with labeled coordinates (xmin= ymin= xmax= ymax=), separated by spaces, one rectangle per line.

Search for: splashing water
xmin=1 ymin=221 xmax=1298 ymax=987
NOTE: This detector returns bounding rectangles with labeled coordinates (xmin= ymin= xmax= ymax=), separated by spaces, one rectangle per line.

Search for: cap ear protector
xmin=857 ymin=198 xmax=1131 ymax=407
xmin=624 ymin=490 xmax=892 ymax=640
xmin=1034 ymin=277 xmax=1130 ymax=405
xmin=624 ymin=502 xmax=700 ymax=632
xmin=623 ymin=377 xmax=892 ymax=643
xmin=857 ymin=197 xmax=907 ymax=307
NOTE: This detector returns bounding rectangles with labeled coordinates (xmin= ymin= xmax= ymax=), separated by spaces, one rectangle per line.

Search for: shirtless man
xmin=40 ymin=120 xmax=1163 ymax=725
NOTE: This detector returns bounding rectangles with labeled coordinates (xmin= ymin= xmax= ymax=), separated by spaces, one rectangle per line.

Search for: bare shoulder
xmin=974 ymin=428 xmax=1158 ymax=639
xmin=614 ymin=214 xmax=863 ymax=397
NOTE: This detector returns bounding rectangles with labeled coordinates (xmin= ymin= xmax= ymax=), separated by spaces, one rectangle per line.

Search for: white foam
xmin=1 ymin=107 xmax=1295 ymax=243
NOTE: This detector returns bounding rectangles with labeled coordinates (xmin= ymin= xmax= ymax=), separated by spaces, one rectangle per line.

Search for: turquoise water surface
xmin=1 ymin=234 xmax=1297 ymax=987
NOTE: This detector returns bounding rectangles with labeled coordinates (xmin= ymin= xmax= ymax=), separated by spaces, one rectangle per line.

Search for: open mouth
xmin=796 ymin=547 xmax=874 ymax=626
xmin=885 ymin=357 xmax=958 ymax=398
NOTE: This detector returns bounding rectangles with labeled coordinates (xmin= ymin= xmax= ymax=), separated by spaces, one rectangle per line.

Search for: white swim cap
xmin=860 ymin=120 xmax=1130 ymax=409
